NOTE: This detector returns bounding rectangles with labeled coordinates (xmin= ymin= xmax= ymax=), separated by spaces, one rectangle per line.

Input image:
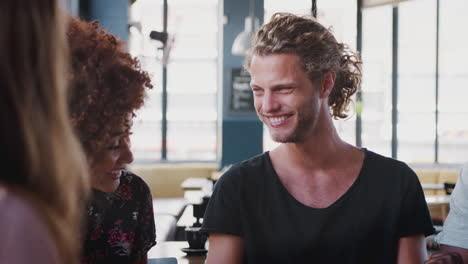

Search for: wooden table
xmin=211 ymin=171 xmax=223 ymax=181
xmin=426 ymin=194 xmax=450 ymax=205
xmin=181 ymin=178 xmax=213 ymax=191
xmin=422 ymin=183 xmax=444 ymax=191
xmin=426 ymin=195 xmax=451 ymax=222
xmin=148 ymin=241 xmax=206 ymax=264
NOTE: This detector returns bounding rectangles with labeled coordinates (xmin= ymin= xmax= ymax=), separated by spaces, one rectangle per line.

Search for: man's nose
xmin=262 ymin=92 xmax=280 ymax=113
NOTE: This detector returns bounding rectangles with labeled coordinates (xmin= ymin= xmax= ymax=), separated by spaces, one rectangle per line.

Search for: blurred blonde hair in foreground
xmin=0 ymin=0 xmax=89 ymax=263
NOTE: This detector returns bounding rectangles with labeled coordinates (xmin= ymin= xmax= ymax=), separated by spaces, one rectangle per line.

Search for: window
xmin=361 ymin=5 xmax=393 ymax=157
xmin=361 ymin=0 xmax=467 ymax=164
xmin=128 ymin=0 xmax=218 ymax=162
xmin=127 ymin=0 xmax=466 ymax=165
xmin=397 ymin=0 xmax=436 ymax=162
xmin=438 ymin=0 xmax=468 ymax=163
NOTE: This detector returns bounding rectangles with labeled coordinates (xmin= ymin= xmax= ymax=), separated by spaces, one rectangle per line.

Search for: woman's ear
xmin=320 ymin=71 xmax=336 ymax=98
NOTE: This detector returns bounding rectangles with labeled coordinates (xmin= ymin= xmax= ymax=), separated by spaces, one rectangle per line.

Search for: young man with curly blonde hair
xmin=202 ymin=13 xmax=434 ymax=264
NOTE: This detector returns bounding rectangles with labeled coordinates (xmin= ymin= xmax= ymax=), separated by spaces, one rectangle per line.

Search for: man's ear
xmin=320 ymin=71 xmax=336 ymax=98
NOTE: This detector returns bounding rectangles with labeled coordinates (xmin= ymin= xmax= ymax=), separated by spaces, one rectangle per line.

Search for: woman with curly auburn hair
xmin=0 ymin=1 xmax=89 ymax=264
xmin=66 ymin=17 xmax=155 ymax=264
xmin=202 ymin=13 xmax=433 ymax=264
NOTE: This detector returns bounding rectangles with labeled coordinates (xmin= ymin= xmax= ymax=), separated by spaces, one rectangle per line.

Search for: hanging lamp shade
xmin=231 ymin=17 xmax=259 ymax=56
xmin=231 ymin=0 xmax=260 ymax=56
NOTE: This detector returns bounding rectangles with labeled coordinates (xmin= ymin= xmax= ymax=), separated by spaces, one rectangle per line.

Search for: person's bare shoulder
xmin=0 ymin=188 xmax=60 ymax=264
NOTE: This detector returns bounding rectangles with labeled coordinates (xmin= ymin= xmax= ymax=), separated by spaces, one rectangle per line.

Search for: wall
xmin=129 ymin=163 xmax=218 ymax=198
xmin=219 ymin=0 xmax=265 ymax=168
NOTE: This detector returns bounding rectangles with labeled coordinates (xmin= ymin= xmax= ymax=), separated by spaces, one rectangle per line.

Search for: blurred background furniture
xmin=148 ymin=242 xmax=206 ymax=264
xmin=444 ymin=182 xmax=456 ymax=195
xmin=129 ymin=163 xmax=217 ymax=198
xmin=128 ymin=164 xmax=216 ymax=242
xmin=153 ymin=198 xmax=187 ymax=241
xmin=413 ymin=166 xmax=459 ymax=226
xmin=413 ymin=167 xmax=459 ymax=196
xmin=426 ymin=195 xmax=451 ymax=225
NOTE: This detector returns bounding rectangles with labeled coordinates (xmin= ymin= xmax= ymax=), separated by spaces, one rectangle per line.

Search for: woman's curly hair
xmin=245 ymin=12 xmax=362 ymax=119
xmin=67 ymin=18 xmax=152 ymax=155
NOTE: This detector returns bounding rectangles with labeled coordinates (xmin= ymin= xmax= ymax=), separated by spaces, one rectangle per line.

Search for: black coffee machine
xmin=191 ymin=195 xmax=210 ymax=227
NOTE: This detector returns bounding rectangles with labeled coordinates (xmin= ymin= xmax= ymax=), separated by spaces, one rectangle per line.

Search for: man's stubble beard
xmin=265 ymin=105 xmax=318 ymax=144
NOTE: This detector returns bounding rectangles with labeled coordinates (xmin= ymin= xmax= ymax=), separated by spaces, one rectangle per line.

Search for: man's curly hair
xmin=245 ymin=13 xmax=362 ymax=119
xmin=67 ymin=18 xmax=152 ymax=155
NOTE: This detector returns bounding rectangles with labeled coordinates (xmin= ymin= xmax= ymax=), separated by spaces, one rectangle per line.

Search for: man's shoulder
xmin=363 ymin=149 xmax=418 ymax=187
xmin=365 ymin=149 xmax=412 ymax=172
xmin=236 ymin=152 xmax=270 ymax=170
xmin=217 ymin=152 xmax=270 ymax=186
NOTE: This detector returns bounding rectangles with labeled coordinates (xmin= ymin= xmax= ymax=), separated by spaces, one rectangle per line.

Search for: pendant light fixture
xmin=231 ymin=0 xmax=259 ymax=56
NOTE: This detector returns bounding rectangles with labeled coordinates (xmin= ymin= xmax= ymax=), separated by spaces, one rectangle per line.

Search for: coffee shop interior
xmin=69 ymin=0 xmax=467 ymax=262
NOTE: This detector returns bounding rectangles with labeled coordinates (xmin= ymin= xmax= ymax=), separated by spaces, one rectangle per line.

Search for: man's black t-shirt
xmin=201 ymin=149 xmax=435 ymax=264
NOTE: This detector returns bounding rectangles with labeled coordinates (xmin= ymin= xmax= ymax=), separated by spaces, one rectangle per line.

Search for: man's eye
xmin=278 ymin=87 xmax=292 ymax=93
xmin=252 ymin=88 xmax=263 ymax=94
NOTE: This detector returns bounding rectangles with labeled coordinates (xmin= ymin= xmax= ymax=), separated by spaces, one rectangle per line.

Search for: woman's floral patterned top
xmin=81 ymin=171 xmax=156 ymax=264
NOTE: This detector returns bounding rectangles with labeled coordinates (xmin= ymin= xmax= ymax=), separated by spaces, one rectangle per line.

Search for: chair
xmin=444 ymin=182 xmax=456 ymax=195
xmin=148 ymin=257 xmax=178 ymax=264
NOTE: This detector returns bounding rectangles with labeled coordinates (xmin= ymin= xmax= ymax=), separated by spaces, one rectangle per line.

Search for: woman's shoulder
xmin=0 ymin=187 xmax=44 ymax=227
xmin=0 ymin=186 xmax=60 ymax=263
xmin=121 ymin=171 xmax=148 ymax=186
xmin=118 ymin=171 xmax=152 ymax=197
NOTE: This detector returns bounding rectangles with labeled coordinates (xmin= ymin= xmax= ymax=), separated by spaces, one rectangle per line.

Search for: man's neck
xmin=272 ymin=114 xmax=349 ymax=170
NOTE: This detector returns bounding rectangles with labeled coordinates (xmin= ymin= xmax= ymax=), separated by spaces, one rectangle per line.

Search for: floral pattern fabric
xmin=81 ymin=171 xmax=156 ymax=264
